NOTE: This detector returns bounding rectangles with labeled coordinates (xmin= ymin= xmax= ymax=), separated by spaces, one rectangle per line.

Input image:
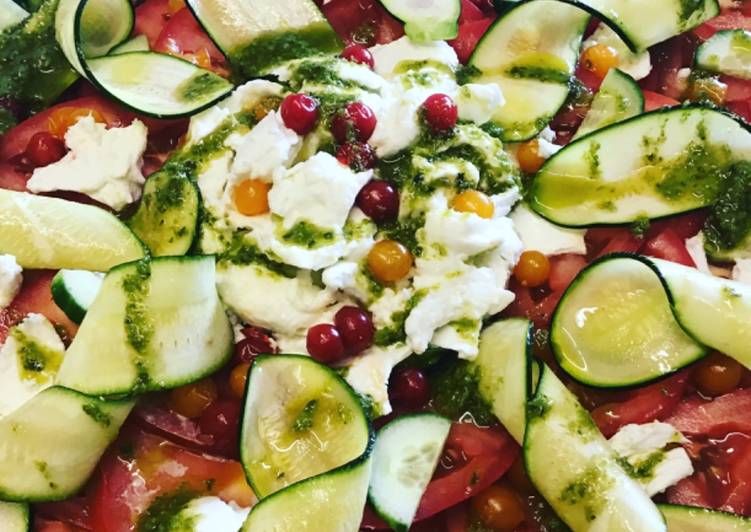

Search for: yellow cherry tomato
xmin=513 ymin=250 xmax=550 ymax=288
xmin=168 ymin=377 xmax=218 ymax=419
xmin=516 ymin=139 xmax=546 ymax=175
xmin=451 ymin=190 xmax=494 ymax=219
xmin=229 ymin=363 xmax=251 ymax=399
xmin=582 ymin=43 xmax=620 ymax=79
xmin=233 ymin=179 xmax=270 ymax=216
xmin=367 ymin=240 xmax=413 ymax=283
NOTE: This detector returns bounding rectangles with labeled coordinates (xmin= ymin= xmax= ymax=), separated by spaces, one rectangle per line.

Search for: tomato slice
xmin=641 ymin=227 xmax=696 ymax=267
xmin=667 ymin=474 xmax=712 ymax=508
xmin=643 ymin=90 xmax=681 ymax=111
xmin=35 ymin=498 xmax=92 ymax=530
xmin=89 ymin=427 xmax=255 ymax=532
xmin=134 ymin=0 xmax=173 ymax=47
xmin=153 ymin=8 xmax=229 ymax=76
xmin=548 ymin=254 xmax=587 ymax=293
xmin=591 ymin=370 xmax=689 ymax=438
xmin=448 ymin=17 xmax=494 ymax=65
xmin=320 ymin=0 xmax=403 ymax=46
xmin=132 ymin=401 xmax=215 ymax=452
xmin=666 ymin=388 xmax=751 ymax=438
xmin=459 ymin=0 xmax=485 ymax=23
xmin=694 ymin=8 xmax=751 ymax=41
xmin=0 ymin=162 xmax=28 ymax=191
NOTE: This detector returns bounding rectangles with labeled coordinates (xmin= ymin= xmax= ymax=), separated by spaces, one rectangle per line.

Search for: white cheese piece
xmin=225 ymin=110 xmax=301 ymax=183
xmin=369 ymin=87 xmax=422 ymax=158
xmin=582 ymin=24 xmax=652 ymax=80
xmin=491 ymin=188 xmax=522 ymax=217
xmin=0 ymin=255 xmax=22 ymax=309
xmin=456 ymin=83 xmax=505 ymax=125
xmin=173 ymin=496 xmax=250 ymax=532
xmin=0 ymin=313 xmax=65 ymax=417
xmin=685 ymin=233 xmax=711 ymax=274
xmin=369 ymin=287 xmax=414 ymax=329
xmin=510 ymin=204 xmax=587 ymax=256
xmin=345 ymin=343 xmax=412 ymax=415
xmin=406 ymin=258 xmax=514 ymax=357
xmin=609 ymin=422 xmax=694 ymax=497
xmin=27 ymin=117 xmax=148 ymax=211
xmin=432 ymin=319 xmax=483 ymax=360
xmin=733 ymin=258 xmax=751 ymax=285
xmin=187 ymin=80 xmax=285 ymax=144
xmin=269 ymin=152 xmax=372 ymax=231
xmin=217 ymin=263 xmax=335 ymax=336
xmin=412 ymin=156 xmax=481 ymax=187
xmin=369 ymin=36 xmax=459 ymax=78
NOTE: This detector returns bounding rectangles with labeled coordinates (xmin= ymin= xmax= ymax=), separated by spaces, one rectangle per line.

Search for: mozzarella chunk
xmin=0 ymin=313 xmax=65 ymax=417
xmin=217 ymin=263 xmax=335 ymax=336
xmin=0 ymin=255 xmax=22 ymax=309
xmin=685 ymin=233 xmax=711 ymax=274
xmin=345 ymin=343 xmax=412 ymax=415
xmin=510 ymin=204 xmax=587 ymax=256
xmin=269 ymin=152 xmax=372 ymax=231
xmin=733 ymin=258 xmax=751 ymax=285
xmin=27 ymin=117 xmax=147 ymax=211
xmin=369 ymin=36 xmax=459 ymax=78
xmin=456 ymin=83 xmax=505 ymax=125
xmin=583 ymin=24 xmax=652 ymax=80
xmin=226 ymin=111 xmax=301 ymax=183
xmin=609 ymin=422 xmax=694 ymax=496
xmin=173 ymin=497 xmax=249 ymax=532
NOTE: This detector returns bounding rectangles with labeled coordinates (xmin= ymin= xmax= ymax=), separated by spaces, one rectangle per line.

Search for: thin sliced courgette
xmin=127 ymin=171 xmax=200 ymax=256
xmin=369 ymin=414 xmax=451 ymax=531
xmin=573 ymin=68 xmax=644 ymax=139
xmin=55 ymin=0 xmax=233 ymax=117
xmin=240 ymin=354 xmax=373 ymax=531
xmin=57 ymin=256 xmax=233 ymax=395
xmin=659 ymin=504 xmax=751 ymax=531
xmin=0 ymin=0 xmax=27 ymax=31
xmin=0 ymin=386 xmax=134 ymax=501
xmin=530 ymin=107 xmax=751 ymax=227
xmin=468 ymin=0 xmax=589 ymax=142
xmin=185 ymin=0 xmax=342 ymax=78
xmin=551 ymin=254 xmax=706 ymax=387
xmin=696 ymin=29 xmax=751 ymax=80
xmin=525 ymin=365 xmax=666 ymax=531
xmin=472 ymin=318 xmax=533 ymax=443
xmin=558 ymin=0 xmax=719 ymax=52
xmin=0 ymin=189 xmax=145 ymax=270
xmin=51 ymin=269 xmax=104 ymax=324
xmin=380 ymin=0 xmax=460 ymax=42
xmin=0 ymin=501 xmax=29 ymax=531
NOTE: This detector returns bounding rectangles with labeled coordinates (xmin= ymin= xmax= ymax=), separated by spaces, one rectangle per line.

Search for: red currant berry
xmin=422 ymin=93 xmax=458 ymax=132
xmin=340 ymin=44 xmax=374 ymax=69
xmin=306 ymin=323 xmax=346 ymax=363
xmin=331 ymin=102 xmax=377 ymax=143
xmin=389 ymin=368 xmax=430 ymax=409
xmin=25 ymin=132 xmax=66 ymax=168
xmin=334 ymin=306 xmax=374 ymax=355
xmin=233 ymin=326 xmax=276 ymax=365
xmin=199 ymin=399 xmax=241 ymax=456
xmin=336 ymin=141 xmax=375 ymax=171
xmin=280 ymin=93 xmax=319 ymax=135
xmin=356 ymin=180 xmax=400 ymax=224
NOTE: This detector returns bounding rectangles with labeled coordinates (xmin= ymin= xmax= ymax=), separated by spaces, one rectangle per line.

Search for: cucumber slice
xmin=524 ymin=365 xmax=666 ymax=531
xmin=0 ymin=189 xmax=145 ymax=270
xmin=0 ymin=501 xmax=29 ymax=531
xmin=55 ymin=0 xmax=233 ymax=117
xmin=696 ymin=29 xmax=751 ymax=80
xmin=380 ymin=0 xmax=460 ymax=42
xmin=57 ymin=256 xmax=233 ymax=395
xmin=369 ymin=414 xmax=451 ymax=531
xmin=530 ymin=107 xmax=751 ymax=227
xmin=0 ymin=0 xmax=28 ymax=31
xmin=468 ymin=0 xmax=589 ymax=142
xmin=127 ymin=171 xmax=200 ymax=256
xmin=185 ymin=0 xmax=342 ymax=77
xmin=240 ymin=354 xmax=372 ymax=498
xmin=110 ymin=34 xmax=149 ymax=55
xmin=573 ymin=68 xmax=644 ymax=140
xmin=0 ymin=386 xmax=134 ymax=501
xmin=51 ymin=269 xmax=104 ymax=324
xmin=558 ymin=0 xmax=719 ymax=52
xmin=659 ymin=504 xmax=751 ymax=531
xmin=472 ymin=318 xmax=533 ymax=443
xmin=551 ymin=254 xmax=706 ymax=387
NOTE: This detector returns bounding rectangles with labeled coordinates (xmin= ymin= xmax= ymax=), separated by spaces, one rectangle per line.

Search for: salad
xmin=1 ymin=0 xmax=751 ymax=530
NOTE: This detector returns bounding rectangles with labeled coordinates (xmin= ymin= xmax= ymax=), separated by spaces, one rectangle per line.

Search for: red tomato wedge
xmin=448 ymin=17 xmax=494 ymax=65
xmin=0 ymin=162 xmax=28 ymax=191
xmin=548 ymin=254 xmax=587 ymax=293
xmin=319 ymin=0 xmax=403 ymax=46
xmin=694 ymin=8 xmax=751 ymax=41
xmin=641 ymin=228 xmax=696 ymax=267
xmin=153 ymin=8 xmax=229 ymax=76
xmin=134 ymin=0 xmax=173 ymax=47
xmin=0 ymin=270 xmax=77 ymax=344
xmin=592 ymin=370 xmax=690 ymax=438
xmin=459 ymin=0 xmax=485 ymax=23
xmin=643 ymin=90 xmax=680 ymax=111
xmin=89 ymin=428 xmax=255 ymax=532
xmin=666 ymin=388 xmax=751 ymax=437
xmin=667 ymin=474 xmax=711 ymax=508
xmin=35 ymin=498 xmax=92 ymax=530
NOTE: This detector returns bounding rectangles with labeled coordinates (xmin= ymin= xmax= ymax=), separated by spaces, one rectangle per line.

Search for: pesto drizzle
xmin=122 ymin=259 xmax=154 ymax=390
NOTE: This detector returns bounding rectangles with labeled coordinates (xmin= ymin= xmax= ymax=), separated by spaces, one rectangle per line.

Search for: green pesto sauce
xmin=584 ymin=141 xmax=602 ymax=180
xmin=219 ymin=232 xmax=298 ymax=279
xmin=82 ymin=402 xmax=112 ymax=427
xmin=456 ymin=64 xmax=481 ymax=85
xmin=11 ymin=327 xmax=62 ymax=383
xmin=559 ymin=463 xmax=614 ymax=522
xmin=566 ymin=405 xmax=600 ymax=442
xmin=500 ymin=114 xmax=554 ymax=143
xmin=177 ymin=72 xmax=228 ymax=103
xmin=506 ymin=65 xmax=570 ymax=85
xmin=617 ymin=451 xmax=665 ymax=481
xmin=527 ymin=393 xmax=553 ymax=421
xmin=0 ymin=0 xmax=78 ymax=132
xmin=122 ymin=259 xmax=153 ymax=389
xmin=704 ymin=161 xmax=751 ymax=253
xmin=373 ymin=290 xmax=426 ymax=346
xmin=281 ymin=221 xmax=335 ymax=249
xmin=380 ymin=213 xmax=426 ymax=257
xmin=232 ymin=23 xmax=343 ymax=78
xmin=428 ymin=357 xmax=494 ymax=425
xmin=448 ymin=318 xmax=479 ymax=339
xmin=137 ymin=489 xmax=197 ymax=532
xmin=292 ymin=399 xmax=318 ymax=433
xmin=679 ymin=0 xmax=706 ymax=24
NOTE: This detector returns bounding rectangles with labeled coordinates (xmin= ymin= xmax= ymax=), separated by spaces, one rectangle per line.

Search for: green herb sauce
xmin=122 ymin=259 xmax=154 ymax=389
xmin=559 ymin=463 xmax=614 ymax=522
xmin=82 ymin=402 xmax=112 ymax=427
xmin=616 ymin=451 xmax=665 ymax=481
xmin=280 ymin=220 xmax=336 ymax=249
xmin=373 ymin=291 xmax=426 ymax=346
xmin=429 ymin=358 xmax=494 ymax=425
xmin=219 ymin=232 xmax=298 ymax=279
xmin=177 ymin=72 xmax=228 ymax=103
xmin=11 ymin=327 xmax=62 ymax=383
xmin=506 ymin=65 xmax=570 ymax=84
xmin=137 ymin=489 xmax=197 ymax=532
xmin=704 ymin=161 xmax=751 ymax=254
xmin=292 ymin=399 xmax=318 ymax=433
